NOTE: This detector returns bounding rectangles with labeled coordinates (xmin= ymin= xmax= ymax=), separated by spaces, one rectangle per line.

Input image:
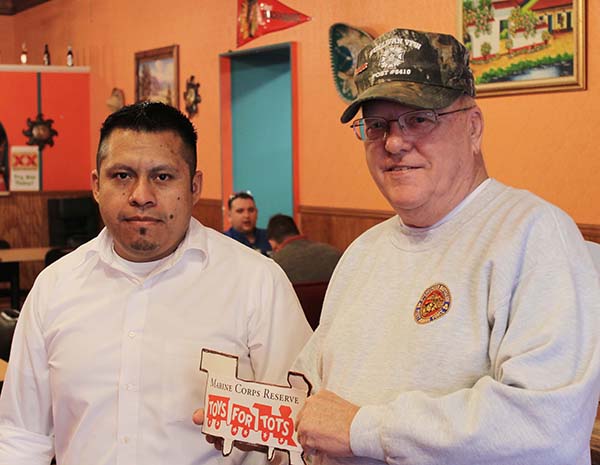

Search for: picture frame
xmin=457 ymin=0 xmax=585 ymax=97
xmin=135 ymin=45 xmax=180 ymax=108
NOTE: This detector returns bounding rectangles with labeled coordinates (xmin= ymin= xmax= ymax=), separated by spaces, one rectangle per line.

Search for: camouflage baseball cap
xmin=340 ymin=28 xmax=475 ymax=123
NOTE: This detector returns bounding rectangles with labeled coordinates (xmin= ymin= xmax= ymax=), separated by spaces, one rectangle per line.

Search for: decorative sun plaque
xmin=22 ymin=113 xmax=58 ymax=149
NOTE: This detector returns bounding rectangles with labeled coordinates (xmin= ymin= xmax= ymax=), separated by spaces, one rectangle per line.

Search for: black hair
xmin=96 ymin=101 xmax=197 ymax=176
xmin=267 ymin=214 xmax=300 ymax=242
xmin=228 ymin=191 xmax=255 ymax=210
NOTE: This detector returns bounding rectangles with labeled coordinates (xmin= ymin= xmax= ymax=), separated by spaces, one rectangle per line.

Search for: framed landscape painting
xmin=135 ymin=45 xmax=179 ymax=108
xmin=458 ymin=0 xmax=585 ymax=97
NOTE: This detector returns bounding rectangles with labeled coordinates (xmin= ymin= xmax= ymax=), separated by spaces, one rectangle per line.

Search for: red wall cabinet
xmin=0 ymin=65 xmax=90 ymax=191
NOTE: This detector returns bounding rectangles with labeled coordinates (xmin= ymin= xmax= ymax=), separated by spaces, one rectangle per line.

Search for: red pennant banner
xmin=237 ymin=0 xmax=310 ymax=47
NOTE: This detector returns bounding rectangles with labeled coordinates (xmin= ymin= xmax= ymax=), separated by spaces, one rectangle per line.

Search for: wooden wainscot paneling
xmin=298 ymin=205 xmax=394 ymax=252
xmin=578 ymin=224 xmax=600 ymax=244
xmin=298 ymin=205 xmax=600 ymax=252
xmin=192 ymin=198 xmax=223 ymax=232
xmin=0 ymin=190 xmax=96 ymax=291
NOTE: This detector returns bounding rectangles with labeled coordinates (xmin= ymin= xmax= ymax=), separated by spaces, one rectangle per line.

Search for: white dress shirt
xmin=0 ymin=218 xmax=312 ymax=465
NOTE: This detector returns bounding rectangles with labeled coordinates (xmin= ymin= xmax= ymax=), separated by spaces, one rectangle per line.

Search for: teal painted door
xmin=230 ymin=46 xmax=293 ymax=228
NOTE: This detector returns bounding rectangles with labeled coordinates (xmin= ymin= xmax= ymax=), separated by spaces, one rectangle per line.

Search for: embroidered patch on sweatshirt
xmin=414 ymin=283 xmax=451 ymax=324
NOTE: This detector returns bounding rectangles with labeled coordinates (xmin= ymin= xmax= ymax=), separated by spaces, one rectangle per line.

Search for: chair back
xmin=0 ymin=308 xmax=19 ymax=361
xmin=0 ymin=240 xmax=20 ymax=309
xmin=45 ymin=247 xmax=73 ymax=267
xmin=292 ymin=281 xmax=329 ymax=331
xmin=0 ymin=239 xmax=13 ymax=280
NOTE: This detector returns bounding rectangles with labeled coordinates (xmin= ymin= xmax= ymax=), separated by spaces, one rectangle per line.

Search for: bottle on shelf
xmin=43 ymin=44 xmax=51 ymax=65
xmin=20 ymin=43 xmax=28 ymax=64
xmin=66 ymin=45 xmax=74 ymax=66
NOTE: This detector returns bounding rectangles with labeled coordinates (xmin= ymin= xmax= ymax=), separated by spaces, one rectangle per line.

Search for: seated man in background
xmin=224 ymin=191 xmax=271 ymax=255
xmin=267 ymin=214 xmax=342 ymax=283
xmin=292 ymin=28 xmax=600 ymax=465
xmin=0 ymin=102 xmax=312 ymax=465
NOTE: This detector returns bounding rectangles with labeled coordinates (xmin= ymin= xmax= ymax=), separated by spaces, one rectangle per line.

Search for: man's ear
xmin=469 ymin=106 xmax=484 ymax=150
xmin=91 ymin=169 xmax=100 ymax=203
xmin=268 ymin=239 xmax=279 ymax=252
xmin=191 ymin=170 xmax=203 ymax=203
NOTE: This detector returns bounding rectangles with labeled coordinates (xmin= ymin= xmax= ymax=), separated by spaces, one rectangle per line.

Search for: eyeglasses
xmin=350 ymin=106 xmax=475 ymax=142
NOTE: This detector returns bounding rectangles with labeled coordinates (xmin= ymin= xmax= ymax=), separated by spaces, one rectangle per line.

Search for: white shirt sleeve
xmin=247 ymin=260 xmax=313 ymax=386
xmin=0 ymin=275 xmax=55 ymax=465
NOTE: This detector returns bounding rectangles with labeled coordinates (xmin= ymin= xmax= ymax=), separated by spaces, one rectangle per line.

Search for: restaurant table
xmin=0 ymin=247 xmax=51 ymax=263
xmin=0 ymin=247 xmax=50 ymax=309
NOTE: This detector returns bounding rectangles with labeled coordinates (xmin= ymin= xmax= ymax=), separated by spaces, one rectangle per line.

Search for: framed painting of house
xmin=458 ymin=0 xmax=585 ymax=97
xmin=135 ymin=45 xmax=179 ymax=108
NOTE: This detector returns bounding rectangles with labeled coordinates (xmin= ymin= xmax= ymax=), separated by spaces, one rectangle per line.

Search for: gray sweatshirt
xmin=294 ymin=179 xmax=600 ymax=465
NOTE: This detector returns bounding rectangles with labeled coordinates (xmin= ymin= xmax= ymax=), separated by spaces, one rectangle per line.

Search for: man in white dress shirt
xmin=0 ymin=101 xmax=312 ymax=465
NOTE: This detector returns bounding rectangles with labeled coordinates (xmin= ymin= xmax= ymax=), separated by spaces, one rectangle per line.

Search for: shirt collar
xmin=227 ymin=227 xmax=257 ymax=242
xmin=278 ymin=234 xmax=306 ymax=250
xmin=87 ymin=217 xmax=208 ymax=276
xmin=399 ymin=178 xmax=492 ymax=232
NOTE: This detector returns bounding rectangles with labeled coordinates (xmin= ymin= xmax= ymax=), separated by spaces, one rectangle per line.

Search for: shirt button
xmin=128 ymin=331 xmax=136 ymax=338
xmin=121 ymin=436 xmax=129 ymax=444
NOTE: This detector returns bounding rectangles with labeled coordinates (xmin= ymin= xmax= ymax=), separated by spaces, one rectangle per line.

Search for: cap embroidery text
xmin=369 ymin=37 xmax=422 ymax=57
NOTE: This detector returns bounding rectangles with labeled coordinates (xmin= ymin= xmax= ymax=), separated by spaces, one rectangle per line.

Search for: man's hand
xmin=193 ymin=409 xmax=224 ymax=449
xmin=296 ymin=390 xmax=359 ymax=458
xmin=192 ymin=408 xmax=267 ymax=453
xmin=192 ymin=408 xmax=205 ymax=425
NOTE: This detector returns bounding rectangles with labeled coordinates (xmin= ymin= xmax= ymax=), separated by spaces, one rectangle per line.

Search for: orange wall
xmin=0 ymin=0 xmax=598 ymax=223
xmin=0 ymin=16 xmax=14 ymax=63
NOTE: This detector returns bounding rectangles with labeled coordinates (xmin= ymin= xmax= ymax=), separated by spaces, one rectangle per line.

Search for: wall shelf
xmin=0 ymin=64 xmax=90 ymax=73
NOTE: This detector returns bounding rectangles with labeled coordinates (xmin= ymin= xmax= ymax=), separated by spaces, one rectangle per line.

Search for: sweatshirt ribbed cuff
xmin=349 ymin=405 xmax=386 ymax=461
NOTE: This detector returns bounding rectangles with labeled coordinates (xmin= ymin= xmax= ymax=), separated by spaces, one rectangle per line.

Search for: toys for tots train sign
xmin=206 ymin=381 xmax=298 ymax=443
xmin=200 ymin=349 xmax=310 ymax=463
